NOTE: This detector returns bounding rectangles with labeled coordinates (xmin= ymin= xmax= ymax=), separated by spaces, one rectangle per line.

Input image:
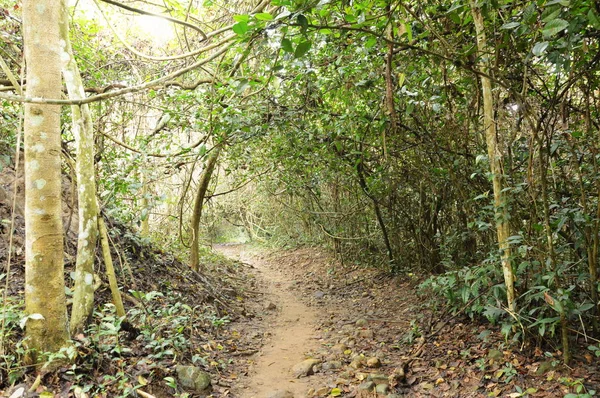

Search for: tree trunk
xmin=356 ymin=163 xmax=395 ymax=269
xmin=190 ymin=146 xmax=222 ymax=271
xmin=23 ymin=0 xmax=70 ymax=358
xmin=470 ymin=1 xmax=516 ymax=312
xmin=59 ymin=3 xmax=100 ymax=336
xmin=98 ymin=216 xmax=126 ymax=318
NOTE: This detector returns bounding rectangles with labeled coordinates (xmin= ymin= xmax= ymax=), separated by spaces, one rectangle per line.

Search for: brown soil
xmin=216 ymin=245 xmax=327 ymax=397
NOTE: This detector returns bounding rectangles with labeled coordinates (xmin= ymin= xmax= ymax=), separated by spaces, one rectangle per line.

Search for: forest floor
xmin=1 ymin=159 xmax=599 ymax=398
xmin=217 ymin=244 xmax=600 ymax=398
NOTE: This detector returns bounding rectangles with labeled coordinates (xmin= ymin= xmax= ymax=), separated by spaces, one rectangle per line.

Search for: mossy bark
xmin=190 ymin=146 xmax=222 ymax=271
xmin=23 ymin=0 xmax=70 ymax=357
xmin=470 ymin=1 xmax=516 ymax=312
xmin=98 ymin=217 xmax=126 ymax=318
xmin=59 ymin=4 xmax=100 ymax=335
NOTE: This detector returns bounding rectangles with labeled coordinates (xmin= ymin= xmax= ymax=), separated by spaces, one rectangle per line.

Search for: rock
xmin=387 ymin=395 xmax=402 ymax=398
xmin=176 ymin=365 xmax=211 ymax=392
xmin=375 ymin=384 xmax=390 ymax=394
xmin=292 ymin=358 xmax=321 ymax=378
xmin=487 ymin=349 xmax=503 ymax=362
xmin=267 ymin=391 xmax=294 ymax=398
xmin=389 ymin=368 xmax=406 ymax=384
xmin=366 ymin=357 xmax=381 ymax=368
xmin=314 ymin=291 xmax=326 ymax=299
xmin=331 ymin=343 xmax=347 ymax=354
xmin=358 ymin=381 xmax=376 ymax=391
xmin=265 ymin=302 xmax=277 ymax=311
xmin=322 ymin=360 xmax=343 ymax=370
xmin=355 ymin=318 xmax=368 ymax=327
xmin=340 ymin=324 xmax=355 ymax=335
xmin=358 ymin=329 xmax=374 ymax=339
xmin=355 ymin=372 xmax=368 ymax=381
xmin=368 ymin=373 xmax=389 ymax=385
xmin=349 ymin=358 xmax=364 ymax=369
xmin=335 ymin=378 xmax=349 ymax=385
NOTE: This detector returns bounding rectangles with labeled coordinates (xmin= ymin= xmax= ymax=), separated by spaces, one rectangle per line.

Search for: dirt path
xmin=216 ymin=245 xmax=323 ymax=398
xmin=214 ymin=245 xmax=596 ymax=398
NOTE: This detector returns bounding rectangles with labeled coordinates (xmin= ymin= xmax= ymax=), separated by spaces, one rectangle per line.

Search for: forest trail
xmin=216 ymin=244 xmax=326 ymax=398
xmin=212 ymin=245 xmax=600 ymax=398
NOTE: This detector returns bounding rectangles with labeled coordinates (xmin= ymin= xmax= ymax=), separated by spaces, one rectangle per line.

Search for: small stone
xmin=366 ymin=357 xmax=381 ymax=368
xmin=292 ymin=358 xmax=321 ymax=378
xmin=267 ymin=391 xmax=294 ymax=398
xmin=358 ymin=381 xmax=376 ymax=391
xmin=339 ymin=371 xmax=353 ymax=379
xmin=335 ymin=378 xmax=349 ymax=386
xmin=349 ymin=358 xmax=364 ymax=369
xmin=355 ymin=318 xmax=368 ymax=327
xmin=375 ymin=384 xmax=390 ymax=394
xmin=355 ymin=372 xmax=368 ymax=381
xmin=340 ymin=324 xmax=355 ymax=335
xmin=265 ymin=302 xmax=277 ymax=311
xmin=331 ymin=343 xmax=347 ymax=354
xmin=390 ymin=368 xmax=406 ymax=383
xmin=322 ymin=360 xmax=343 ymax=370
xmin=368 ymin=373 xmax=389 ymax=385
xmin=387 ymin=395 xmax=402 ymax=398
xmin=176 ymin=365 xmax=211 ymax=392
xmin=358 ymin=329 xmax=374 ymax=339
xmin=314 ymin=291 xmax=326 ymax=299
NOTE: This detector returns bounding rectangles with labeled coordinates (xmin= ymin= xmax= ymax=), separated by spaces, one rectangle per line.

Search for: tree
xmin=22 ymin=0 xmax=70 ymax=358
xmin=60 ymin=1 xmax=100 ymax=336
xmin=469 ymin=0 xmax=516 ymax=312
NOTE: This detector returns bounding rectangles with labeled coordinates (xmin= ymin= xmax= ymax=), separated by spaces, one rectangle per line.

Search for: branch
xmin=99 ymin=0 xmax=207 ymax=40
xmin=0 ymin=37 xmax=235 ymax=105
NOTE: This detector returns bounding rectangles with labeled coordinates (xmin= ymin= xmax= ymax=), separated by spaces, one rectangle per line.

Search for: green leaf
xmin=330 ymin=388 xmax=342 ymax=397
xmin=294 ymin=40 xmax=311 ymax=58
xmin=232 ymin=21 xmax=249 ymax=35
xmin=405 ymin=22 xmax=413 ymax=41
xmin=365 ymin=37 xmax=377 ymax=48
xmin=532 ymin=41 xmax=549 ymax=56
xmin=542 ymin=8 xmax=561 ymax=23
xmin=281 ymin=38 xmax=294 ymax=53
xmin=500 ymin=21 xmax=521 ymax=30
xmin=542 ymin=18 xmax=569 ymax=37
xmin=297 ymin=14 xmax=309 ymax=33
xmin=589 ymin=9 xmax=600 ymax=29
xmin=255 ymin=12 xmax=273 ymax=21
xmin=233 ymin=14 xmax=249 ymax=23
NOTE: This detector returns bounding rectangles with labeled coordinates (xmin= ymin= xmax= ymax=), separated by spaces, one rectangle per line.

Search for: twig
xmin=137 ymin=389 xmax=157 ymax=398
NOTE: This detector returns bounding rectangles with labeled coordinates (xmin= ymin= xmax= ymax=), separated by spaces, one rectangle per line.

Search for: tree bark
xmin=190 ymin=146 xmax=222 ymax=271
xmin=470 ymin=1 xmax=516 ymax=312
xmin=23 ymin=0 xmax=70 ymax=358
xmin=356 ymin=163 xmax=395 ymax=269
xmin=59 ymin=3 xmax=100 ymax=336
xmin=98 ymin=216 xmax=126 ymax=318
